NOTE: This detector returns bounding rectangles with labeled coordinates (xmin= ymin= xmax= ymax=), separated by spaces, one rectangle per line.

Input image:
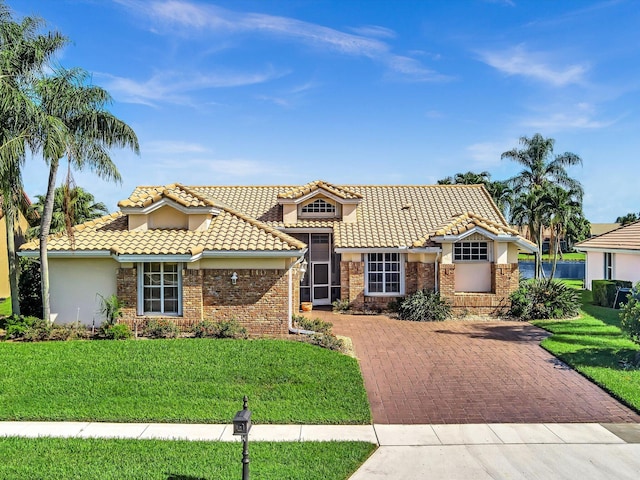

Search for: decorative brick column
xmin=117 ymin=267 xmax=137 ymax=323
xmin=182 ymin=269 xmax=203 ymax=323
xmin=438 ymin=264 xmax=456 ymax=297
xmin=493 ymin=263 xmax=519 ymax=298
xmin=416 ymin=263 xmax=436 ymax=292
xmin=340 ymin=260 xmax=365 ymax=309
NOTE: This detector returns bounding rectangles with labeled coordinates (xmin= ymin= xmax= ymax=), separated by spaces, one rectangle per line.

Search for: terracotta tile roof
xmin=20 ymin=208 xmax=305 ymax=255
xmin=576 ymin=221 xmax=640 ymax=252
xmin=118 ymin=183 xmax=213 ymax=209
xmin=277 ymin=180 xmax=362 ymax=200
xmin=22 ymin=181 xmax=523 ymax=255
xmin=192 ymin=183 xmax=510 ymax=249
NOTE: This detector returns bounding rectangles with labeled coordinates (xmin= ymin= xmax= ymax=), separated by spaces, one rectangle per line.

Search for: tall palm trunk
xmin=39 ymin=159 xmax=59 ymax=322
xmin=550 ymin=226 xmax=559 ymax=281
xmin=4 ymin=205 xmax=20 ymax=316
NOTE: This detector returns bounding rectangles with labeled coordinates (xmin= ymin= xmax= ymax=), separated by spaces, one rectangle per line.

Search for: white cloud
xmin=466 ymin=141 xmax=512 ymax=167
xmin=478 ymin=45 xmax=589 ymax=87
xmin=143 ymin=140 xmax=209 ymax=155
xmin=117 ymin=0 xmax=445 ymax=82
xmin=521 ymin=103 xmax=616 ymax=130
xmin=348 ymin=25 xmax=396 ymax=39
xmin=96 ymin=67 xmax=286 ymax=106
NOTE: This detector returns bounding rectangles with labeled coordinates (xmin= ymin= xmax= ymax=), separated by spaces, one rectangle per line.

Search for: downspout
xmin=435 ymin=252 xmax=441 ymax=292
xmin=288 ymin=254 xmax=315 ymax=335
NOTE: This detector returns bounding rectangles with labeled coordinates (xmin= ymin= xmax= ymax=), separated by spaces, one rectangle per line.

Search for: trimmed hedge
xmin=592 ymin=280 xmax=632 ymax=308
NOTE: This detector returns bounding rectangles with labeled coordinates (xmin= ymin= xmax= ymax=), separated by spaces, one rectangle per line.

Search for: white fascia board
xmin=115 ymin=254 xmax=194 ymax=263
xmin=334 ymin=247 xmax=409 ymax=254
xmin=514 ymin=239 xmax=538 ymax=253
xmin=201 ymin=249 xmax=306 ymax=258
xmin=281 ymin=227 xmax=334 ymax=233
xmin=407 ymin=247 xmax=442 ymax=254
xmin=575 ymin=246 xmax=640 ymax=255
xmin=121 ymin=198 xmax=219 ymax=216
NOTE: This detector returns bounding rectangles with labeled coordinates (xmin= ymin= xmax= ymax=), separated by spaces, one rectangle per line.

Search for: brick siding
xmin=116 ymin=266 xmax=294 ymax=337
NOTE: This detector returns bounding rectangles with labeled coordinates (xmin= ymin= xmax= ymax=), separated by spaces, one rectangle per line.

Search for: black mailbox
xmin=233 ymin=406 xmax=252 ymax=436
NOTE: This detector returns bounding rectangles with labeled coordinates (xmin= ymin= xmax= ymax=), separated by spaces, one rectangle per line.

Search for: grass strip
xmin=0 ymin=437 xmax=375 ymax=480
xmin=532 ymin=290 xmax=640 ymax=411
xmin=0 ymin=338 xmax=371 ymax=424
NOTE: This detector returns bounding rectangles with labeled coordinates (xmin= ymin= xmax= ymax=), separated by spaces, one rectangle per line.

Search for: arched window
xmin=301 ymin=198 xmax=336 ymax=215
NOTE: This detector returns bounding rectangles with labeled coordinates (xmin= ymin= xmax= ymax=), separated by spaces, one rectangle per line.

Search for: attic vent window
xmin=301 ymin=199 xmax=335 ymax=215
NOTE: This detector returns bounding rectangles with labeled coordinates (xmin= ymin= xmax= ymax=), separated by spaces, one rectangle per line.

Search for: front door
xmin=310 ymin=234 xmax=331 ymax=305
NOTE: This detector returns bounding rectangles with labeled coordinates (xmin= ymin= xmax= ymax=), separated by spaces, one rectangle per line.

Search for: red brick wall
xmin=116 ymin=266 xmax=294 ymax=337
xmin=340 ymin=260 xmax=365 ymax=308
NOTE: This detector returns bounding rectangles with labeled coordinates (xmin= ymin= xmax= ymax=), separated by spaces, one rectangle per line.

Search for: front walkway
xmin=311 ymin=310 xmax=640 ymax=424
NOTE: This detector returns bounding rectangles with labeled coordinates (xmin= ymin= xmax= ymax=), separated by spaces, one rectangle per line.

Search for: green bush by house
xmin=592 ymin=280 xmax=632 ymax=308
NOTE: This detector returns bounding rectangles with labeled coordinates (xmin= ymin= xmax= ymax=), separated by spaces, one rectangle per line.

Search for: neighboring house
xmin=20 ymin=181 xmax=535 ymax=334
xmin=576 ymin=220 xmax=640 ymax=288
xmin=0 ymin=193 xmax=33 ymax=299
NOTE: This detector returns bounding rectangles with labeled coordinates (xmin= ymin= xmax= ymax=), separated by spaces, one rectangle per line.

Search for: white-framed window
xmin=604 ymin=252 xmax=613 ymax=280
xmin=300 ymin=198 xmax=336 ymax=216
xmin=365 ymin=252 xmax=404 ymax=295
xmin=454 ymin=241 xmax=489 ymax=261
xmin=137 ymin=262 xmax=182 ymax=315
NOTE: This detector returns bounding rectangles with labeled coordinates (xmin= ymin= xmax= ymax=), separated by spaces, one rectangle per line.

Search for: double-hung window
xmin=366 ymin=253 xmax=403 ymax=295
xmin=138 ymin=262 xmax=182 ymax=315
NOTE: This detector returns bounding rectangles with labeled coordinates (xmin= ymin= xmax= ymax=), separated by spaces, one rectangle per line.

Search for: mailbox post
xmin=233 ymin=396 xmax=252 ymax=480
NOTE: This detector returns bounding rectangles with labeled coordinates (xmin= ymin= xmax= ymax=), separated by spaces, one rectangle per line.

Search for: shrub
xmin=18 ymin=258 xmax=42 ymax=318
xmin=397 ymin=289 xmax=451 ymax=321
xmin=331 ymin=299 xmax=350 ymax=313
xmin=509 ymin=279 xmax=580 ymax=320
xmin=97 ymin=294 xmax=124 ymax=326
xmin=49 ymin=323 xmax=92 ymax=341
xmin=101 ymin=323 xmax=132 ymax=340
xmin=293 ymin=315 xmax=333 ymax=334
xmin=620 ymin=284 xmax=640 ymax=345
xmin=304 ymin=332 xmax=345 ymax=352
xmin=143 ymin=318 xmax=180 ymax=338
xmin=192 ymin=319 xmax=247 ymax=339
xmin=592 ymin=280 xmax=632 ymax=308
xmin=2 ymin=315 xmax=49 ymax=340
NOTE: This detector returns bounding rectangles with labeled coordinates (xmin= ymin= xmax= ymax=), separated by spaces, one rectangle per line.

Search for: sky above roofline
xmin=12 ymin=0 xmax=640 ymax=223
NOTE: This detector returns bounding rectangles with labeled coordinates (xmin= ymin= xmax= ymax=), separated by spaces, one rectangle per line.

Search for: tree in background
xmin=502 ymin=134 xmax=583 ymax=278
xmin=34 ymin=67 xmax=138 ymax=322
xmin=0 ymin=2 xmax=66 ymax=315
xmin=27 ymin=185 xmax=108 ymax=240
xmin=615 ymin=212 xmax=639 ymax=225
xmin=544 ymin=185 xmax=582 ymax=279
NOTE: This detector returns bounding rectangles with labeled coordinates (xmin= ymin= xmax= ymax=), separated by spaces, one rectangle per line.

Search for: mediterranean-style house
xmin=576 ymin=220 xmax=640 ymax=288
xmin=19 ymin=180 xmax=535 ymax=335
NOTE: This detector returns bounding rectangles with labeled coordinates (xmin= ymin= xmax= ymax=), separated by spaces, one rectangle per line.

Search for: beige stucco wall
xmin=585 ymin=251 xmax=604 ymax=288
xmin=50 ymin=257 xmax=119 ymax=325
xmin=441 ymin=244 xmax=453 ymax=264
xmin=407 ymin=252 xmax=437 ymax=263
xmin=148 ymin=206 xmax=188 ymax=229
xmin=454 ymin=262 xmax=492 ymax=292
xmin=0 ymin=210 xmax=30 ymax=299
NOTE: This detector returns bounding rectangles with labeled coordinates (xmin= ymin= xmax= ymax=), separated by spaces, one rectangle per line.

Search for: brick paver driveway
xmin=315 ymin=311 xmax=640 ymax=424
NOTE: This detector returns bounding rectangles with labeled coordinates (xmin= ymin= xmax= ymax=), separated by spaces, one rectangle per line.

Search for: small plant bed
xmin=0 ymin=437 xmax=375 ymax=480
xmin=532 ymin=290 xmax=640 ymax=412
xmin=0 ymin=338 xmax=371 ymax=424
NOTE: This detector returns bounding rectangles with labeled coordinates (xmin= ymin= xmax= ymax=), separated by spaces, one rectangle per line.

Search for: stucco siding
xmin=585 ymin=251 xmax=604 ymax=288
xmin=454 ymin=262 xmax=492 ymax=292
xmin=613 ymin=253 xmax=640 ymax=285
xmin=50 ymin=258 xmax=118 ymax=325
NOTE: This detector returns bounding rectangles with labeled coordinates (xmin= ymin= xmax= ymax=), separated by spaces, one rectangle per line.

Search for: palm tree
xmin=502 ymin=134 xmax=583 ymax=278
xmin=35 ymin=67 xmax=139 ymax=322
xmin=453 ymin=171 xmax=491 ymax=185
xmin=0 ymin=3 xmax=66 ymax=315
xmin=544 ymin=185 xmax=581 ymax=280
xmin=27 ymin=185 xmax=108 ymax=240
xmin=485 ymin=180 xmax=513 ymax=219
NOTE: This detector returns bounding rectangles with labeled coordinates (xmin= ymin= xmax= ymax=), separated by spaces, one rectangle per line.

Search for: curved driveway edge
xmin=322 ymin=312 xmax=640 ymax=424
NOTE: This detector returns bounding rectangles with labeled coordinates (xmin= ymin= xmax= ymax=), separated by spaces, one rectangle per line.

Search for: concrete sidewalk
xmin=2 ymin=421 xmax=640 ymax=479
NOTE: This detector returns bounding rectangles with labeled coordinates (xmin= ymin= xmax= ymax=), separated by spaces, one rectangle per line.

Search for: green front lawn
xmin=0 ymin=339 xmax=371 ymax=424
xmin=533 ymin=290 xmax=640 ymax=411
xmin=0 ymin=437 xmax=375 ymax=480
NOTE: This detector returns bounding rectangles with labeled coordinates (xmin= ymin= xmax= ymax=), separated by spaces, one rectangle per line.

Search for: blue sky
xmin=11 ymin=0 xmax=640 ymax=222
